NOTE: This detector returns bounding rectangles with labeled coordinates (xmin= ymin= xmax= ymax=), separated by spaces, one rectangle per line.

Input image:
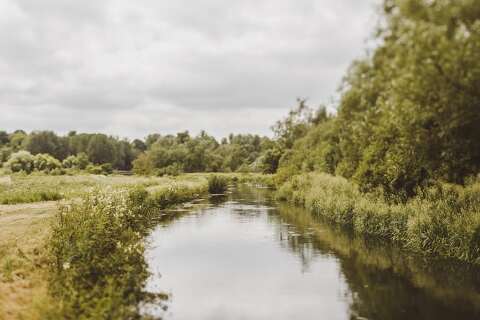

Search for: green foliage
xmin=272 ymin=99 xmax=328 ymax=149
xmin=154 ymin=163 xmax=183 ymax=177
xmin=135 ymin=131 xmax=276 ymax=175
xmin=47 ymin=182 xmax=209 ymax=318
xmin=24 ymin=131 xmax=69 ymax=160
xmin=0 ymin=189 xmax=63 ymax=205
xmin=62 ymin=152 xmax=90 ymax=170
xmin=4 ymin=151 xmax=35 ymax=173
xmin=33 ymin=153 xmax=62 ymax=173
xmin=0 ymin=131 xmax=9 ymax=146
xmin=86 ymin=163 xmax=113 ymax=175
xmin=258 ymin=147 xmax=282 ymax=174
xmin=4 ymin=151 xmax=65 ymax=175
xmin=0 ymin=146 xmax=12 ymax=164
xmin=87 ymin=134 xmax=116 ymax=165
xmin=278 ymin=0 xmax=480 ymax=197
xmin=277 ymin=172 xmax=480 ymax=264
xmin=8 ymin=130 xmax=27 ymax=150
xmin=208 ymin=175 xmax=229 ymax=194
xmin=132 ymin=153 xmax=153 ymax=175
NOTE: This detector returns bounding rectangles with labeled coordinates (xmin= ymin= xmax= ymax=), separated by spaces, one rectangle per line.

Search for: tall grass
xmin=45 ymin=180 xmax=209 ymax=319
xmin=0 ymin=189 xmax=63 ymax=204
xmin=0 ymin=173 xmax=196 ymax=205
xmin=277 ymin=172 xmax=480 ymax=264
xmin=208 ymin=175 xmax=228 ymax=194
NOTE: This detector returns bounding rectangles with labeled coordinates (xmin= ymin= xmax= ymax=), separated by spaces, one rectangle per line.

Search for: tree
xmin=132 ymin=139 xmax=147 ymax=152
xmin=87 ymin=134 xmax=115 ymax=165
xmin=0 ymin=131 xmax=9 ymax=146
xmin=23 ymin=131 xmax=69 ymax=160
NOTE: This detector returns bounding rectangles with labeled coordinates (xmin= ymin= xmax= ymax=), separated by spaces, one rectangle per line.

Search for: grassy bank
xmin=44 ymin=177 xmax=210 ymax=319
xmin=0 ymin=173 xmax=227 ymax=319
xmin=277 ymin=172 xmax=480 ymax=264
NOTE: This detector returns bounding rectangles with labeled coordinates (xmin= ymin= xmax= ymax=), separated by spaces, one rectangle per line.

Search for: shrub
xmin=4 ymin=151 xmax=35 ymax=173
xmin=62 ymin=152 xmax=90 ymax=170
xmin=208 ymin=175 xmax=228 ymax=194
xmin=132 ymin=153 xmax=153 ymax=175
xmin=47 ymin=182 xmax=209 ymax=318
xmin=154 ymin=163 xmax=183 ymax=177
xmin=0 ymin=147 xmax=12 ymax=164
xmin=33 ymin=153 xmax=62 ymax=173
xmin=86 ymin=163 xmax=113 ymax=175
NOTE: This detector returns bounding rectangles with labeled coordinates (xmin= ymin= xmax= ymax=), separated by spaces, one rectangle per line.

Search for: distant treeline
xmin=0 ymin=129 xmax=282 ymax=175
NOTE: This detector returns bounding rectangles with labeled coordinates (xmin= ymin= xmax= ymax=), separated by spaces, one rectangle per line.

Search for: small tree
xmin=132 ymin=153 xmax=153 ymax=175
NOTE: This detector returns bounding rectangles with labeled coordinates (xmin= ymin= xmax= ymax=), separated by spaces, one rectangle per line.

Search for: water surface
xmin=144 ymin=185 xmax=480 ymax=320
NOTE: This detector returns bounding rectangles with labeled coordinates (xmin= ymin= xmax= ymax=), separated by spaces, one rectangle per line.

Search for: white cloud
xmin=0 ymin=0 xmax=380 ymax=139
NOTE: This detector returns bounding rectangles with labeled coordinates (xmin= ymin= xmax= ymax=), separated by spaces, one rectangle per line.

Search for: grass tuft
xmin=208 ymin=175 xmax=228 ymax=194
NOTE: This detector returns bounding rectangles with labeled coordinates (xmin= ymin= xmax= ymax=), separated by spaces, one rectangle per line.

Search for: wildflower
xmin=63 ymin=262 xmax=71 ymax=270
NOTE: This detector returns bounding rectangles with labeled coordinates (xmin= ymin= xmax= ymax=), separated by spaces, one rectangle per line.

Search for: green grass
xmin=0 ymin=190 xmax=63 ymax=205
xmin=44 ymin=178 xmax=210 ymax=319
xmin=208 ymin=175 xmax=229 ymax=194
xmin=0 ymin=173 xmax=200 ymax=205
xmin=277 ymin=172 xmax=480 ymax=264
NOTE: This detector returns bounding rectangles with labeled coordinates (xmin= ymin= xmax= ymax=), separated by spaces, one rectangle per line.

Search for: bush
xmin=208 ymin=175 xmax=228 ymax=194
xmin=0 ymin=147 xmax=12 ymax=164
xmin=4 ymin=151 xmax=35 ymax=173
xmin=86 ymin=163 xmax=113 ymax=175
xmin=47 ymin=183 xmax=209 ymax=318
xmin=132 ymin=153 xmax=153 ymax=175
xmin=62 ymin=152 xmax=90 ymax=170
xmin=33 ymin=153 xmax=62 ymax=173
xmin=154 ymin=163 xmax=183 ymax=177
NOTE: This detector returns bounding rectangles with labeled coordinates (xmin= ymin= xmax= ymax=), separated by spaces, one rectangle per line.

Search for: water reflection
xmin=143 ymin=185 xmax=480 ymax=320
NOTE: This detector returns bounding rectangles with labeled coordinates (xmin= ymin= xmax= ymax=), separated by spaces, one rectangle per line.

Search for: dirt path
xmin=0 ymin=201 xmax=58 ymax=320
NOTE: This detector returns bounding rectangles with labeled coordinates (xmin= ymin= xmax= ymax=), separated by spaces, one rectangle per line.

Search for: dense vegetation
xmin=132 ymin=131 xmax=279 ymax=175
xmin=274 ymin=0 xmax=480 ymax=263
xmin=277 ymin=0 xmax=480 ymax=200
xmin=46 ymin=179 xmax=210 ymax=319
xmin=278 ymin=173 xmax=480 ymax=263
xmin=0 ymin=129 xmax=279 ymax=176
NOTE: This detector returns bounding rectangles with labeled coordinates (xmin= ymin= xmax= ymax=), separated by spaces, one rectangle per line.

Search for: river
xmin=143 ymin=184 xmax=480 ymax=320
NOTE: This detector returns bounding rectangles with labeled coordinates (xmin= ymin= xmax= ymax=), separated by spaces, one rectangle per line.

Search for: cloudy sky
xmin=0 ymin=0 xmax=379 ymax=139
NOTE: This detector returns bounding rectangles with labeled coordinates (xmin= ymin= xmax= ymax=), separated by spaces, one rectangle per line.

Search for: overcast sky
xmin=0 ymin=0 xmax=379 ymax=139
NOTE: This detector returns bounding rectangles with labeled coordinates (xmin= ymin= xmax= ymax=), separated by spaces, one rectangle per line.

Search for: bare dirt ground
xmin=0 ymin=201 xmax=58 ymax=320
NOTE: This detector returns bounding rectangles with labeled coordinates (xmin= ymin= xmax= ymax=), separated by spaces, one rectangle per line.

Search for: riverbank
xmin=276 ymin=172 xmax=480 ymax=264
xmin=0 ymin=172 xmax=269 ymax=319
xmin=46 ymin=180 xmax=210 ymax=319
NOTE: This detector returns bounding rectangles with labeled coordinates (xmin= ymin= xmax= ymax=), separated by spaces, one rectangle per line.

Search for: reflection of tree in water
xmin=273 ymin=202 xmax=480 ymax=320
xmin=272 ymin=218 xmax=322 ymax=273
